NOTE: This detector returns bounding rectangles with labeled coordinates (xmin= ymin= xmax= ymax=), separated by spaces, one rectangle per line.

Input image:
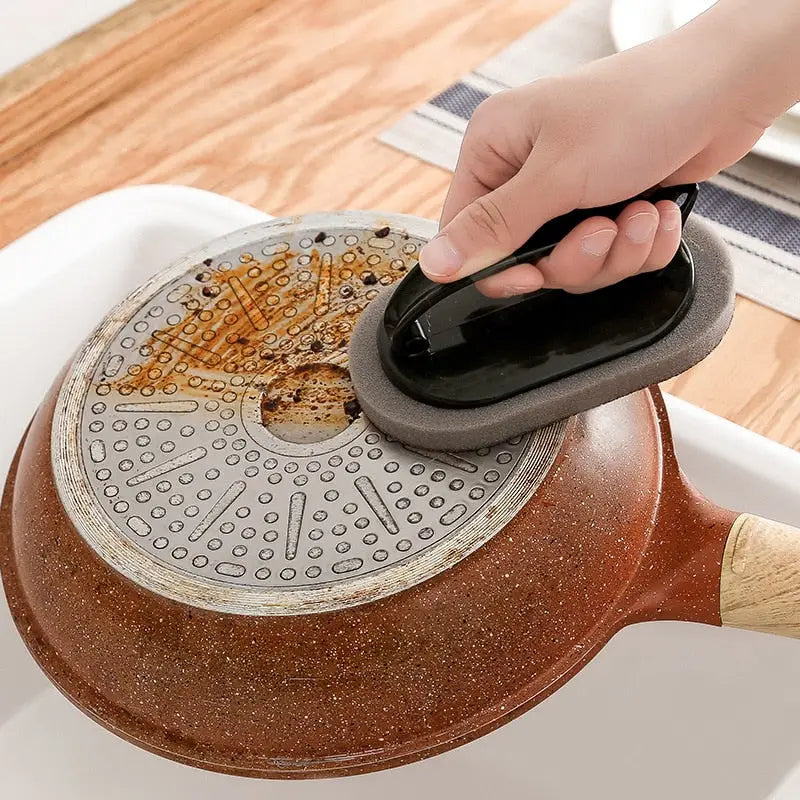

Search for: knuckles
xmin=462 ymin=194 xmax=514 ymax=250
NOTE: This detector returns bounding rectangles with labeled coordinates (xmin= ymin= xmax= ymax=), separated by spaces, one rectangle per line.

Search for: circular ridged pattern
xmin=53 ymin=213 xmax=566 ymax=614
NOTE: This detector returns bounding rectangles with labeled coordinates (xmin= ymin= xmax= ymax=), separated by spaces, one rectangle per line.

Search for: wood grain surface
xmin=0 ymin=0 xmax=270 ymax=165
xmin=1 ymin=0 xmax=798 ymax=450
xmin=721 ymin=513 xmax=800 ymax=637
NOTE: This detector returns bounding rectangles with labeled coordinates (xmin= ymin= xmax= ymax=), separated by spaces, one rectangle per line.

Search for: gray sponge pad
xmin=349 ymin=218 xmax=735 ymax=451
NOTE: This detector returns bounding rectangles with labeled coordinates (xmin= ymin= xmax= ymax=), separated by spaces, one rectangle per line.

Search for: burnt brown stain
xmin=107 ymin=238 xmax=418 ymax=412
xmin=100 ymin=231 xmax=413 ymax=435
xmin=259 ymin=363 xmax=359 ymax=443
xmin=343 ymin=397 xmax=361 ymax=423
xmin=374 ymin=226 xmax=390 ymax=238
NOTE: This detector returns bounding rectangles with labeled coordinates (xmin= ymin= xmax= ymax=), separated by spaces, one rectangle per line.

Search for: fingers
xmin=420 ymin=174 xmax=536 ymax=283
xmin=534 ymin=217 xmax=618 ymax=291
xmin=424 ymin=92 xmax=684 ymax=296
xmin=440 ymin=114 xmax=519 ymax=230
xmin=642 ymin=199 xmax=682 ymax=272
xmin=420 ymin=156 xmax=571 ymax=284
xmin=580 ymin=201 xmax=660 ymax=290
xmin=476 ymin=263 xmax=545 ymax=298
xmin=440 ymin=92 xmax=536 ymax=229
xmin=576 ymin=200 xmax=680 ymax=291
xmin=421 ymin=90 xmax=571 ymax=285
xmin=480 ymin=200 xmax=683 ymax=297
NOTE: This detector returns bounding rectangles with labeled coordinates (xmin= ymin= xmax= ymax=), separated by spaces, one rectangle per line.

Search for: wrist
xmin=689 ymin=0 xmax=800 ymax=122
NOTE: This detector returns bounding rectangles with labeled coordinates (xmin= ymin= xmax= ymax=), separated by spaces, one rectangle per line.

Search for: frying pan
xmin=1 ymin=211 xmax=798 ymax=778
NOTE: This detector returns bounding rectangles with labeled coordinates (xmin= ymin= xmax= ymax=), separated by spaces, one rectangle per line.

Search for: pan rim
xmin=50 ymin=211 xmax=568 ymax=615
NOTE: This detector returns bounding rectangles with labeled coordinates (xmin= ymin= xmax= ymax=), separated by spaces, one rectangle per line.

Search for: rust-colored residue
xmin=103 ymin=228 xmax=419 ymax=439
xmin=259 ymin=362 xmax=360 ymax=444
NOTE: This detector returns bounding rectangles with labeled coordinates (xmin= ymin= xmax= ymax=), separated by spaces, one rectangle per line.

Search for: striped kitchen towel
xmin=378 ymin=0 xmax=800 ymax=320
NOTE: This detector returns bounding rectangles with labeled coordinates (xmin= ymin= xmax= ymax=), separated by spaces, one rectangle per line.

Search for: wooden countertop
xmin=1 ymin=0 xmax=798 ymax=450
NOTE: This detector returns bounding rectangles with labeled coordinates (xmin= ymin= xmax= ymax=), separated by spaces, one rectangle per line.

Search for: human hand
xmin=419 ymin=0 xmax=800 ymax=297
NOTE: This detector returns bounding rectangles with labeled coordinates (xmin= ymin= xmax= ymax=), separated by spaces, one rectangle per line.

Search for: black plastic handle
xmin=384 ymin=183 xmax=699 ymax=356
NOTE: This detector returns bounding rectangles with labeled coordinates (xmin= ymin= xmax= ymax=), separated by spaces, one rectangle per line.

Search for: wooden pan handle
xmin=721 ymin=513 xmax=800 ymax=637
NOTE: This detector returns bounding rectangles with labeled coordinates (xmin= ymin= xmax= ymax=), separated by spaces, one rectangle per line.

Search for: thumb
xmin=420 ymin=157 xmax=570 ymax=282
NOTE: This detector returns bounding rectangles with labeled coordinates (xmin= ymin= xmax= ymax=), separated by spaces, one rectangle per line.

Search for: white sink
xmin=1 ymin=185 xmax=799 ymax=799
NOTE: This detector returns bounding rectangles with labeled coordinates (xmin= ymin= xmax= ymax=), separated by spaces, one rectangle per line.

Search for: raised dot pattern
xmin=75 ymin=224 xmax=549 ymax=591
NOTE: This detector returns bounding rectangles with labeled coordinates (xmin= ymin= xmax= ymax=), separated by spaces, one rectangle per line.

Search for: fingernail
xmin=581 ymin=228 xmax=616 ymax=257
xmin=503 ymin=285 xmax=537 ymax=297
xmin=420 ymin=233 xmax=462 ymax=277
xmin=625 ymin=212 xmax=658 ymax=243
xmin=661 ymin=207 xmax=682 ymax=231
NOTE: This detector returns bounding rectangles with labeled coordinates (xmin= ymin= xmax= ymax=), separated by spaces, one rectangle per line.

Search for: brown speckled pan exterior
xmin=0 ymin=385 xmax=735 ymax=778
xmin=0 ymin=212 xmax=738 ymax=778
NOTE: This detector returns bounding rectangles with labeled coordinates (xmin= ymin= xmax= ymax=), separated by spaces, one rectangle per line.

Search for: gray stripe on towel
xmin=696 ymin=183 xmax=800 ymax=256
xmin=430 ymin=82 xmax=490 ymax=119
